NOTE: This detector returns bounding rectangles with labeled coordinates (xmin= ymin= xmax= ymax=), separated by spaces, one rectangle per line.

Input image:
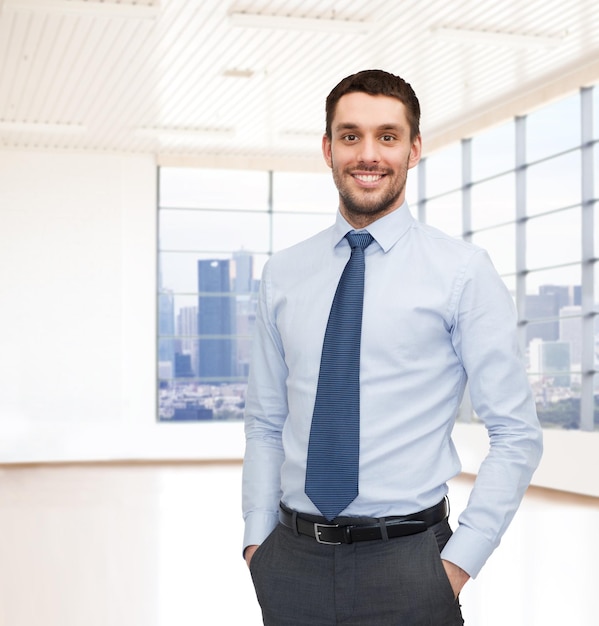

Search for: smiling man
xmin=242 ymin=69 xmax=543 ymax=625
xmin=324 ymin=90 xmax=420 ymax=226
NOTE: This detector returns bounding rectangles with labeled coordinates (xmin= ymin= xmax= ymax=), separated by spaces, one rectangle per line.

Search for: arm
xmin=441 ymin=250 xmax=543 ymax=578
xmin=242 ymin=262 xmax=289 ymax=556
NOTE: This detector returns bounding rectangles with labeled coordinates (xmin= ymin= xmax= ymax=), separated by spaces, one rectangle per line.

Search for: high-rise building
xmin=177 ymin=305 xmax=198 ymax=376
xmin=525 ymin=284 xmax=581 ymax=345
xmin=198 ymin=259 xmax=236 ymax=380
xmin=559 ymin=305 xmax=582 ymax=367
xmin=233 ymin=250 xmax=258 ymax=378
xmin=529 ymin=338 xmax=571 ymax=387
xmin=233 ymin=249 xmax=254 ymax=294
xmin=174 ymin=352 xmax=194 ymax=378
xmin=158 ymin=289 xmax=175 ymax=366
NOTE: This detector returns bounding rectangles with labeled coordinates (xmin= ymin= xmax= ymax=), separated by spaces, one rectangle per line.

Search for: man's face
xmin=322 ymin=92 xmax=421 ymax=228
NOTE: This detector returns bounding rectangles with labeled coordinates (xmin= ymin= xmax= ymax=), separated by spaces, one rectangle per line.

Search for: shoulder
xmin=409 ymin=220 xmax=486 ymax=266
xmin=266 ymin=225 xmax=336 ymax=272
xmin=414 ymin=220 xmax=477 ymax=250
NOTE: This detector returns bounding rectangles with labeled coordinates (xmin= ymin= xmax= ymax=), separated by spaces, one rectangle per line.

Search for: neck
xmin=339 ymin=201 xmax=404 ymax=230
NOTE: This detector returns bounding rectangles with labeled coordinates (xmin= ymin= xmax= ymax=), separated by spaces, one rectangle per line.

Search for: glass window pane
xmin=425 ymin=142 xmax=461 ymax=195
xmin=594 ymin=86 xmax=599 ymax=140
xmin=159 ymin=378 xmax=246 ymax=421
xmin=272 ymin=171 xmax=338 ymax=213
xmin=526 ymin=270 xmax=583 ymax=432
xmin=159 ymin=168 xmax=269 ymax=210
xmin=525 ymin=266 xmax=582 ymax=301
xmin=526 ymin=92 xmax=581 ymax=162
xmin=530 ymin=368 xmax=581 ymax=430
xmin=471 ymin=224 xmax=516 ymax=275
xmin=159 ymin=252 xmax=266 ymax=293
xmin=526 ymin=208 xmax=581 ymax=269
xmin=272 ymin=213 xmax=335 ymax=251
xmin=424 ymin=191 xmax=462 ymax=236
xmin=593 ymin=259 xmax=599 ymax=314
xmin=471 ymin=120 xmax=515 ymax=181
xmin=406 ymin=166 xmax=419 ymax=206
xmin=524 ymin=271 xmax=581 ymax=337
xmin=526 ymin=152 xmax=581 ymax=216
xmin=159 ymin=209 xmax=271 ymax=253
xmin=471 ymin=173 xmax=515 ymax=229
xmin=525 ymin=309 xmax=584 ymax=373
xmin=593 ymin=201 xmax=599 ymax=259
xmin=559 ymin=309 xmax=583 ymax=366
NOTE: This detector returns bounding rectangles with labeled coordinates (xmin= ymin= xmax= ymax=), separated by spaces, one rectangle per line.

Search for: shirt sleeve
xmin=440 ymin=249 xmax=543 ymax=578
xmin=242 ymin=261 xmax=288 ymax=553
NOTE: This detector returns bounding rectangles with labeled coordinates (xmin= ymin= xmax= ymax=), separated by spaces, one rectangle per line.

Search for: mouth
xmin=352 ymin=172 xmax=386 ymax=187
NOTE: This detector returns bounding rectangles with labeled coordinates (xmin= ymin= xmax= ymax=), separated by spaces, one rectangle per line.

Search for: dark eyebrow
xmin=334 ymin=123 xmax=360 ymax=133
xmin=334 ymin=123 xmax=405 ymax=134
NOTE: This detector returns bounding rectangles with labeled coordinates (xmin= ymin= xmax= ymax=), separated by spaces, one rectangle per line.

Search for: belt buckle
xmin=313 ymin=522 xmax=342 ymax=545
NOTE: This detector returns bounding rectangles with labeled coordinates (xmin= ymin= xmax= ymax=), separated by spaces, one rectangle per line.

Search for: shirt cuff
xmin=242 ymin=509 xmax=279 ymax=557
xmin=440 ymin=523 xmax=496 ymax=579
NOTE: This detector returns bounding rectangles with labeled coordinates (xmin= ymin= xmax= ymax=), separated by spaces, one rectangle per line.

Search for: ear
xmin=408 ymin=134 xmax=422 ymax=170
xmin=322 ymin=134 xmax=333 ymax=169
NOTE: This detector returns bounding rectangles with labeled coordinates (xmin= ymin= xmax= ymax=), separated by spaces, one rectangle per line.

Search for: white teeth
xmin=355 ymin=174 xmax=381 ymax=182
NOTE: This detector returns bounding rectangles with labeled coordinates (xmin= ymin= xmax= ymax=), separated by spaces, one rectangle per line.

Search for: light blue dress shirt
xmin=242 ymin=202 xmax=543 ymax=578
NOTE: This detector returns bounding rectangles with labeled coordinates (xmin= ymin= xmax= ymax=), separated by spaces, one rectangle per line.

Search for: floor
xmin=0 ymin=462 xmax=597 ymax=626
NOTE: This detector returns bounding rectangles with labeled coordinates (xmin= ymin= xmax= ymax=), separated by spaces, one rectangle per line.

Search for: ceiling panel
xmin=0 ymin=0 xmax=598 ymax=168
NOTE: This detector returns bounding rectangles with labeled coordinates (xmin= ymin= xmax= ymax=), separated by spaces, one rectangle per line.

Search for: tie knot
xmin=345 ymin=231 xmax=374 ymax=251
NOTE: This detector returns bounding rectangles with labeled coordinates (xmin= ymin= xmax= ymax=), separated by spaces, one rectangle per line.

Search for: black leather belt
xmin=279 ymin=498 xmax=448 ymax=545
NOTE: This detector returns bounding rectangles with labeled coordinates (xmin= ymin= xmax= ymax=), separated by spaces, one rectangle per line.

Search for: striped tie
xmin=305 ymin=231 xmax=374 ymax=520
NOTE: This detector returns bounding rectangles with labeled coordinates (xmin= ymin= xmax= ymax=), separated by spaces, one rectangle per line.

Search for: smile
xmin=353 ymin=173 xmax=384 ymax=183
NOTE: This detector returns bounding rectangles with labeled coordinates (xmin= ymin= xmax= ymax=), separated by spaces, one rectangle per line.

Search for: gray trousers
xmin=249 ymin=518 xmax=464 ymax=625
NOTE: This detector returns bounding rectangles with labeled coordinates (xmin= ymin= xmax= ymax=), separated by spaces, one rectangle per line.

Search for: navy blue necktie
xmin=305 ymin=231 xmax=374 ymax=520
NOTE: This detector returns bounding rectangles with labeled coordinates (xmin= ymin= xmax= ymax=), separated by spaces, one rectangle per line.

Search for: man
xmin=242 ymin=69 xmax=543 ymax=625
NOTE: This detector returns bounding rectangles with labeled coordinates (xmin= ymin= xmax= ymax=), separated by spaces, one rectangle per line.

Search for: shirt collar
xmin=332 ymin=202 xmax=415 ymax=253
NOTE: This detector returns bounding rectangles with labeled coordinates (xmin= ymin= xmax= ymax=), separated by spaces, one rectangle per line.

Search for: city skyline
xmin=158 ymin=249 xmax=596 ymax=428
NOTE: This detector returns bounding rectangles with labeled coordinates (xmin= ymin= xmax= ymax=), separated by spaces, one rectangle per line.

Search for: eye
xmin=342 ymin=134 xmax=359 ymax=142
xmin=381 ymin=134 xmax=396 ymax=142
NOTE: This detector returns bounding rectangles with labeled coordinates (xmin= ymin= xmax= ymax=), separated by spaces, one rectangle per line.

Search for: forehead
xmin=332 ymin=92 xmax=409 ymax=131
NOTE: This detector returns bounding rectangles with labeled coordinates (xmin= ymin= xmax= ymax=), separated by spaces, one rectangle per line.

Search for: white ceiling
xmin=1 ymin=0 xmax=599 ymax=170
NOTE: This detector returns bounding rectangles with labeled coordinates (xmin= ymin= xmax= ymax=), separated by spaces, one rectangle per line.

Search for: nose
xmin=357 ymin=135 xmax=380 ymax=164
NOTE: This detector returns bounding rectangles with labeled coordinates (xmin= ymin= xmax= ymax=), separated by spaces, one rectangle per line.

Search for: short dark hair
xmin=325 ymin=69 xmax=421 ymax=141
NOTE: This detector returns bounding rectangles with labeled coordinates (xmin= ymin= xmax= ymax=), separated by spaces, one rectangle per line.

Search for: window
xmin=471 ymin=224 xmax=516 ymax=276
xmin=471 ymin=120 xmax=515 ymax=181
xmin=526 ymin=92 xmax=581 ymax=162
xmin=424 ymin=191 xmax=462 ymax=236
xmin=416 ymin=85 xmax=599 ymax=430
xmin=526 ymin=208 xmax=581 ymax=269
xmin=526 ymin=152 xmax=581 ymax=216
xmin=157 ymin=168 xmax=337 ymax=422
xmin=157 ymin=84 xmax=599 ymax=430
xmin=470 ymin=173 xmax=515 ymax=229
xmin=424 ymin=142 xmax=462 ymax=195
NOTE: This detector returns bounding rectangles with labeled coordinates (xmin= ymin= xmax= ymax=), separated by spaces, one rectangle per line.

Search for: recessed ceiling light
xmin=430 ymin=25 xmax=569 ymax=48
xmin=135 ymin=127 xmax=235 ymax=141
xmin=222 ymin=68 xmax=255 ymax=79
xmin=2 ymin=0 xmax=160 ymax=19
xmin=0 ymin=121 xmax=87 ymax=134
xmin=228 ymin=11 xmax=373 ymax=35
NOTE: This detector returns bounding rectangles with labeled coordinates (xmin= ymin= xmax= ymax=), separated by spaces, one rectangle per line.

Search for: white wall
xmin=0 ymin=150 xmax=244 ymax=462
xmin=0 ymin=149 xmax=597 ymax=496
